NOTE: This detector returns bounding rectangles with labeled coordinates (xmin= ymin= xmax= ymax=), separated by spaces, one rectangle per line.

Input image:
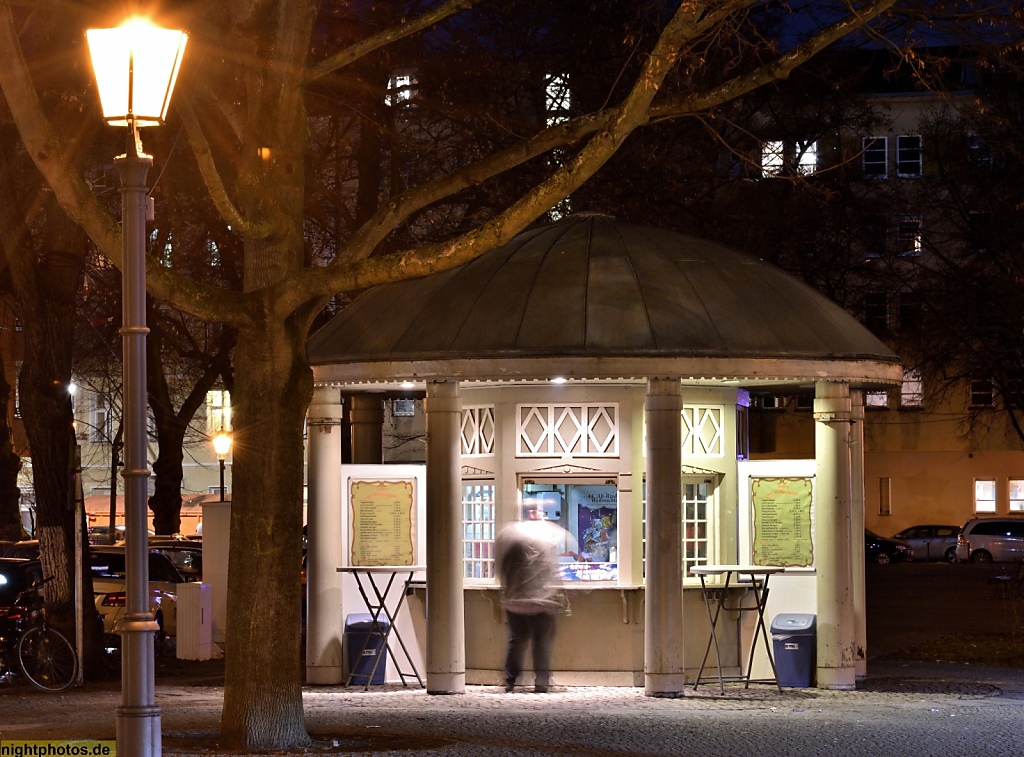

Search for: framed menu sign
xmin=349 ymin=479 xmax=416 ymax=566
xmin=750 ymin=477 xmax=814 ymax=568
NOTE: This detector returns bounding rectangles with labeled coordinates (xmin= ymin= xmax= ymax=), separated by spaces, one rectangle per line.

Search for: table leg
xmin=693 ymin=573 xmax=731 ymax=693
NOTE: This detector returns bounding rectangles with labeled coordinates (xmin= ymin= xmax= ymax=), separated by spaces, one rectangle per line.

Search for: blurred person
xmin=495 ymin=501 xmax=574 ymax=693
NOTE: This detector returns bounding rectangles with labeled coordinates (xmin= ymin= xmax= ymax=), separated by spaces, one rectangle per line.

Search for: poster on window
xmin=751 ymin=477 xmax=813 ymax=567
xmin=568 ymin=485 xmax=618 ymax=564
xmin=349 ymin=479 xmax=415 ymax=566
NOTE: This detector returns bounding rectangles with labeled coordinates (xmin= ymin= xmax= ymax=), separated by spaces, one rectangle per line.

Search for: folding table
xmin=689 ymin=564 xmax=785 ymax=694
xmin=337 ymin=565 xmax=425 ymax=689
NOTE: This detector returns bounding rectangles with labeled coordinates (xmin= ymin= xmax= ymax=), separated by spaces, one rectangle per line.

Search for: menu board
xmin=349 ymin=479 xmax=415 ymax=566
xmin=751 ymin=477 xmax=814 ymax=567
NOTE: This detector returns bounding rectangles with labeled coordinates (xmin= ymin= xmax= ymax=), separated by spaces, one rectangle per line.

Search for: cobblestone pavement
xmin=2 ymin=661 xmax=1024 ymax=755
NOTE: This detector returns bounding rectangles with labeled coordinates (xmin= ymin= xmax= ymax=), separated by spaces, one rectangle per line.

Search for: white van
xmin=955 ymin=517 xmax=1024 ymax=563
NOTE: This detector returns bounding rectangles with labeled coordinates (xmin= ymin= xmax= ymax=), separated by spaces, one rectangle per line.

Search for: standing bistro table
xmin=689 ymin=565 xmax=785 ymax=693
xmin=337 ymin=566 xmax=425 ymax=689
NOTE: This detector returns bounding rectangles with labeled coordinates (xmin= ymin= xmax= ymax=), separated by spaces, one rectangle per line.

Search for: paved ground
xmin=2 ymin=659 xmax=1024 ymax=755
xmin=3 ymin=563 xmax=1023 ymax=755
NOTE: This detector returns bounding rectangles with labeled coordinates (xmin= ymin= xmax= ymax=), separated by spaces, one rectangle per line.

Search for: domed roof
xmin=309 ymin=215 xmax=900 ymax=386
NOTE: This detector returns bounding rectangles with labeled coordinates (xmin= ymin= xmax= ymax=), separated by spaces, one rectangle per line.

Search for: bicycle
xmin=0 ymin=576 xmax=79 ymax=691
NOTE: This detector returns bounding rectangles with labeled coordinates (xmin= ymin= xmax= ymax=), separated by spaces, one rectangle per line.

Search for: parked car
xmin=891 ymin=524 xmax=960 ymax=563
xmin=2 ymin=540 xmax=39 ymax=560
xmin=955 ymin=517 xmax=1024 ymax=563
xmin=88 ymin=525 xmax=155 ymax=545
xmin=148 ymin=539 xmax=202 ymax=582
xmin=0 ymin=557 xmax=44 ymax=611
xmin=89 ymin=545 xmax=185 ymax=642
xmin=866 ymin=530 xmax=913 ymax=564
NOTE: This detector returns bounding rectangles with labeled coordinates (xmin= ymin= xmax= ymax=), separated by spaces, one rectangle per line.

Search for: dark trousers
xmin=504 ymin=610 xmax=556 ymax=689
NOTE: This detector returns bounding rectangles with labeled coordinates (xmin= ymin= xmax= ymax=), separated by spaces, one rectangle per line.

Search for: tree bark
xmin=220 ymin=317 xmax=312 ymax=749
xmin=0 ymin=350 xmax=24 ymax=541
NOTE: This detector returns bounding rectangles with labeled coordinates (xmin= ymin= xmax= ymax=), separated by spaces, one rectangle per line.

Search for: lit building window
xmin=385 ymin=72 xmax=415 ymax=106
xmin=90 ymin=393 xmax=114 ymax=442
xmin=900 ymin=369 xmax=923 ymax=408
xmin=207 ymin=390 xmax=232 ymax=433
xmin=975 ymin=479 xmax=996 ymax=513
xmin=897 ymin=216 xmax=922 ymax=257
xmin=1010 ymin=480 xmax=1024 ymax=512
xmin=761 ymin=140 xmax=817 ymax=177
xmin=462 ymin=483 xmax=495 ymax=579
xmin=865 ymin=391 xmax=889 ymax=408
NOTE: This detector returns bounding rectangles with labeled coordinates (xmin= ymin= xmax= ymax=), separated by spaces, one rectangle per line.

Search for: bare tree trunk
xmin=0 ymin=350 xmax=23 ymax=541
xmin=220 ymin=318 xmax=312 ymax=749
xmin=18 ymin=207 xmax=105 ymax=677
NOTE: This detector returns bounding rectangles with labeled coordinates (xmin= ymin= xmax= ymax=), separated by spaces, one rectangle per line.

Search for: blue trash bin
xmin=771 ymin=613 xmax=816 ymax=687
xmin=345 ymin=613 xmax=389 ymax=685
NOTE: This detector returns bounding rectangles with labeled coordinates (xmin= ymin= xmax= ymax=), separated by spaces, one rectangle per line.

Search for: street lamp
xmin=212 ymin=430 xmax=232 ymax=501
xmin=86 ymin=17 xmax=187 ymax=757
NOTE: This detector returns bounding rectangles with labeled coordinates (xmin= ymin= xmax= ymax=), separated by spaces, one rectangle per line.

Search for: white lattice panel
xmin=461 ymin=406 xmax=495 ymax=457
xmin=516 ymin=403 xmax=618 ymax=457
xmin=681 ymin=406 xmax=723 ymax=457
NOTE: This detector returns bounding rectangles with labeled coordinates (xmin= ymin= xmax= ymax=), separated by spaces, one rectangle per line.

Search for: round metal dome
xmin=309 ymin=215 xmax=900 ymax=386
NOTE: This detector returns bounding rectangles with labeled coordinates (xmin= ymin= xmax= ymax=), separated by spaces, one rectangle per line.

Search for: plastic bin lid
xmin=345 ymin=612 xmax=390 ymax=630
xmin=771 ymin=613 xmax=816 ymax=633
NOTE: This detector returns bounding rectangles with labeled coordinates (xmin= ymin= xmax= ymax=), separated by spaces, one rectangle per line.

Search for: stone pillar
xmin=424 ymin=380 xmax=465 ymax=693
xmin=349 ymin=394 xmax=384 ymax=464
xmin=644 ymin=378 xmax=685 ymax=696
xmin=305 ymin=387 xmax=345 ymax=684
xmin=814 ymin=381 xmax=856 ymax=689
xmin=850 ymin=390 xmax=867 ymax=680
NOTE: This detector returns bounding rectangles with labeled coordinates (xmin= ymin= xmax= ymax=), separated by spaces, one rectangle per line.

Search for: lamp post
xmin=86 ymin=18 xmax=187 ymax=757
xmin=212 ymin=430 xmax=232 ymax=501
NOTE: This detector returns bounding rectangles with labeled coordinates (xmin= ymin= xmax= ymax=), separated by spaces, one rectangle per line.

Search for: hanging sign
xmin=349 ymin=479 xmax=416 ymax=566
xmin=751 ymin=477 xmax=814 ymax=567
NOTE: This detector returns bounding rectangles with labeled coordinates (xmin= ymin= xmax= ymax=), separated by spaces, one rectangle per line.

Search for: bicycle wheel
xmin=17 ymin=625 xmax=78 ymax=692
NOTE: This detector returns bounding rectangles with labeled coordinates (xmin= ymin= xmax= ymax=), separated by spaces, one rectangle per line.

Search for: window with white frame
xmin=462 ymin=482 xmax=495 ymax=579
xmin=761 ymin=139 xmax=817 ymax=177
xmin=761 ymin=140 xmax=784 ymax=176
xmin=975 ymin=479 xmax=996 ymax=513
xmin=385 ymin=72 xmax=415 ymax=106
xmin=879 ymin=477 xmax=892 ymax=516
xmin=90 ymin=393 xmax=114 ymax=442
xmin=896 ymin=135 xmax=923 ymax=177
xmin=865 ymin=391 xmax=889 ymax=408
xmin=862 ymin=136 xmax=888 ymax=178
xmin=796 ymin=140 xmax=818 ymax=174
xmin=682 ymin=479 xmax=713 ymax=576
xmin=207 ymin=390 xmax=232 ymax=434
xmin=1010 ymin=479 xmax=1024 ymax=512
xmin=971 ymin=379 xmax=993 ymax=408
xmin=897 ymin=216 xmax=922 ymax=256
xmin=900 ymin=369 xmax=923 ymax=408
xmin=641 ymin=476 xmax=715 ymax=581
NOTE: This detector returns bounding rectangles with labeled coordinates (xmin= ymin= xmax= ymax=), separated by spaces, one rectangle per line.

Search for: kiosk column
xmin=424 ymin=380 xmax=465 ymax=693
xmin=644 ymin=377 xmax=685 ymax=696
xmin=850 ymin=389 xmax=867 ymax=680
xmin=814 ymin=381 xmax=856 ymax=689
xmin=305 ymin=386 xmax=345 ymax=684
